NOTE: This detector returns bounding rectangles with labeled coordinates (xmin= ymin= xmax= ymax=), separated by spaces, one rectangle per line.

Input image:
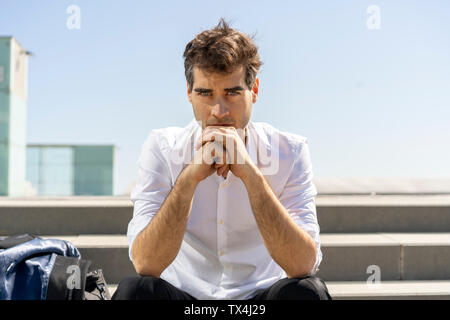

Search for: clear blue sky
xmin=1 ymin=0 xmax=449 ymax=195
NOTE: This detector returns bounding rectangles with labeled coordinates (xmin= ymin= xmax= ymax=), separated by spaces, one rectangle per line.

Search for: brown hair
xmin=183 ymin=18 xmax=263 ymax=92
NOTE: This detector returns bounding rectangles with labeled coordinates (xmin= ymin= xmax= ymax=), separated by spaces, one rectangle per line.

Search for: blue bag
xmin=0 ymin=234 xmax=103 ymax=300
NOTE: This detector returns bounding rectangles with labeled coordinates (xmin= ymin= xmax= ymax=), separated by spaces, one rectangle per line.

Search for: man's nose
xmin=211 ymin=101 xmax=230 ymax=118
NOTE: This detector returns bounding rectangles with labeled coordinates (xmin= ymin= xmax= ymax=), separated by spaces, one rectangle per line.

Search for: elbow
xmin=288 ymin=245 xmax=317 ymax=279
xmin=131 ymin=246 xmax=162 ymax=278
xmin=287 ymin=263 xmax=314 ymax=279
xmin=303 ymin=238 xmax=318 ymax=275
xmin=133 ymin=258 xmax=162 ymax=278
xmin=288 ymin=259 xmax=314 ymax=279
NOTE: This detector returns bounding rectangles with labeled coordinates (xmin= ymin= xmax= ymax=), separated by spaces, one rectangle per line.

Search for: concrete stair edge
xmin=2 ymin=195 xmax=450 ymax=234
xmin=107 ymin=281 xmax=450 ymax=300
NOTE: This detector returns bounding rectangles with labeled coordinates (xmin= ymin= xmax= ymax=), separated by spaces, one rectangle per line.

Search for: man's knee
xmin=112 ymin=275 xmax=166 ymax=300
xmin=267 ymin=276 xmax=332 ymax=300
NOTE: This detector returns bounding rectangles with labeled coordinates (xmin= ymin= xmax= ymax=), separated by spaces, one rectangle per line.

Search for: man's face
xmin=187 ymin=65 xmax=259 ymax=131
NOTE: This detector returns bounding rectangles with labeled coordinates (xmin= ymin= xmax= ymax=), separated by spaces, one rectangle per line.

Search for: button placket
xmin=216 ymin=173 xmax=233 ymax=285
xmin=216 ymin=180 xmax=225 ymax=262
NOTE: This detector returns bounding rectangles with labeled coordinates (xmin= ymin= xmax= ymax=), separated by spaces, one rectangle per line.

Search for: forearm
xmin=132 ymin=165 xmax=198 ymax=277
xmin=242 ymin=166 xmax=317 ymax=278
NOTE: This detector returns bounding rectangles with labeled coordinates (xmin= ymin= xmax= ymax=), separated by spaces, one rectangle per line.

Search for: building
xmin=1 ymin=37 xmax=115 ymax=196
xmin=0 ymin=37 xmax=28 ymax=196
xmin=26 ymin=144 xmax=116 ymax=196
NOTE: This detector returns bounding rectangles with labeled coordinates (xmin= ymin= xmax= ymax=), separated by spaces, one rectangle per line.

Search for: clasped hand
xmin=194 ymin=126 xmax=252 ymax=180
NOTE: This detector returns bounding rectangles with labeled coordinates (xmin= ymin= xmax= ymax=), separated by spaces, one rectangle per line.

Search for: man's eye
xmin=227 ymin=91 xmax=239 ymax=96
xmin=199 ymin=92 xmax=210 ymax=96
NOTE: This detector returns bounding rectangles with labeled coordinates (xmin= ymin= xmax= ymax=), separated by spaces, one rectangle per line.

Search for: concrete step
xmin=316 ymin=195 xmax=450 ymax=233
xmin=107 ymin=281 xmax=450 ymax=300
xmin=1 ymin=195 xmax=450 ymax=235
xmin=317 ymin=233 xmax=450 ymax=281
xmin=313 ymin=178 xmax=450 ymax=195
xmin=14 ymin=233 xmax=449 ymax=284
xmin=325 ymin=280 xmax=450 ymax=300
xmin=0 ymin=197 xmax=133 ymax=235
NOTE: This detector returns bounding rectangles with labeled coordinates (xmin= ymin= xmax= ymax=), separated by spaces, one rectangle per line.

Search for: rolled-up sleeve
xmin=128 ymin=131 xmax=172 ymax=262
xmin=277 ymin=138 xmax=322 ymax=275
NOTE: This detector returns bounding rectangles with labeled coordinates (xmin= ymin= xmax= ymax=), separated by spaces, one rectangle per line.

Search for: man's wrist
xmin=241 ymin=163 xmax=264 ymax=186
xmin=177 ymin=164 xmax=199 ymax=193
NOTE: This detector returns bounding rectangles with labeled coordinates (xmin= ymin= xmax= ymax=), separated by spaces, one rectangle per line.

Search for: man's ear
xmin=251 ymin=77 xmax=259 ymax=103
xmin=187 ymin=81 xmax=192 ymax=103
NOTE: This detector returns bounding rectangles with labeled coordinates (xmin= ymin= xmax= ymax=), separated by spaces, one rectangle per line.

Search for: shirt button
xmin=219 ymin=250 xmax=224 ymax=256
xmin=219 ymin=219 xmax=224 ymax=225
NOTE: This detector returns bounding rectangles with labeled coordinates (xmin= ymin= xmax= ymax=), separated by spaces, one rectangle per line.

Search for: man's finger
xmin=198 ymin=132 xmax=233 ymax=150
xmin=217 ymin=164 xmax=229 ymax=176
xmin=223 ymin=166 xmax=230 ymax=179
xmin=195 ymin=135 xmax=215 ymax=151
xmin=213 ymin=155 xmax=226 ymax=168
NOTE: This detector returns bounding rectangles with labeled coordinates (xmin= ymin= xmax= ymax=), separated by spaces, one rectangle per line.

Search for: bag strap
xmin=84 ymin=269 xmax=111 ymax=300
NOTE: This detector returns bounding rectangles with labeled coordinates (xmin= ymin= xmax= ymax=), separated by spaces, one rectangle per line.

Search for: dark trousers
xmin=112 ymin=275 xmax=332 ymax=300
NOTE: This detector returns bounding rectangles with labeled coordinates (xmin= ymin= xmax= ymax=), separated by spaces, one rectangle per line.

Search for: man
xmin=112 ymin=18 xmax=331 ymax=300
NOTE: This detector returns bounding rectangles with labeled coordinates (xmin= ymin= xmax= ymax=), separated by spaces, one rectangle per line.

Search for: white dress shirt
xmin=128 ymin=118 xmax=322 ymax=300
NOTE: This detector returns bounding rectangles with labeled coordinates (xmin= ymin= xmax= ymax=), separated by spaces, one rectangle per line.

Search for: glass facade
xmin=73 ymin=146 xmax=114 ymax=195
xmin=0 ymin=37 xmax=28 ymax=196
xmin=26 ymin=145 xmax=115 ymax=196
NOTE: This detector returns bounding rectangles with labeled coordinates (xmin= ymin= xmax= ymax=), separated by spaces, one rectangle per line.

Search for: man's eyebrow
xmin=194 ymin=86 xmax=245 ymax=93
xmin=224 ymin=86 xmax=245 ymax=92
